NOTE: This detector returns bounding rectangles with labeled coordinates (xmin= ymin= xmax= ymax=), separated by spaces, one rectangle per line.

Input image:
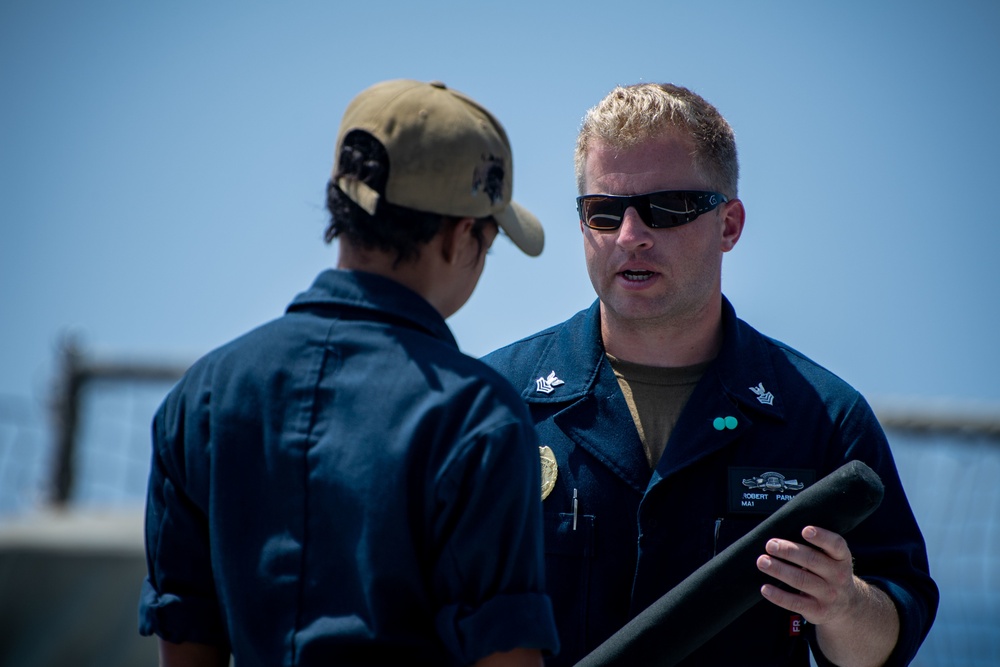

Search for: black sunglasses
xmin=577 ymin=190 xmax=728 ymax=230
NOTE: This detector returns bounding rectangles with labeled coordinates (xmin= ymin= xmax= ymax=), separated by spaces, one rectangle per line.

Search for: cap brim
xmin=494 ymin=200 xmax=544 ymax=257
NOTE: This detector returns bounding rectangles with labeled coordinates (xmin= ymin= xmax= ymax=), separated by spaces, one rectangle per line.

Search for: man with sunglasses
xmin=483 ymin=84 xmax=937 ymax=666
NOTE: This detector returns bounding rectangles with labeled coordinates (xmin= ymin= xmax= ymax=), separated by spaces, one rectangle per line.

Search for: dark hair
xmin=325 ymin=130 xmax=493 ymax=265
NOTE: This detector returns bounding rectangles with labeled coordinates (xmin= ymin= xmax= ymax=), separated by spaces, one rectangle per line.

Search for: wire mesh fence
xmin=0 ymin=394 xmax=51 ymax=516
xmin=888 ymin=426 xmax=1000 ymax=666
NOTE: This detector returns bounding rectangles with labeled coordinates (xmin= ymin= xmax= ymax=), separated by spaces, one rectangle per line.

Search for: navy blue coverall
xmin=140 ymin=269 xmax=559 ymax=666
xmin=483 ymin=297 xmax=937 ymax=666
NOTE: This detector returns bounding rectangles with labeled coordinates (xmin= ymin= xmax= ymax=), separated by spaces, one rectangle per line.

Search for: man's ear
xmin=720 ymin=199 xmax=746 ymax=252
xmin=441 ymin=217 xmax=476 ymax=264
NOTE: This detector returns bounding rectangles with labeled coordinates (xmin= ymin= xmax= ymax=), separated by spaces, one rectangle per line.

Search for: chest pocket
xmin=544 ymin=511 xmax=595 ymax=556
xmin=543 ymin=512 xmax=595 ymax=664
xmin=713 ymin=515 xmax=766 ymax=556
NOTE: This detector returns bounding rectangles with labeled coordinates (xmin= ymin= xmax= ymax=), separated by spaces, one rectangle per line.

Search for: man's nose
xmin=616 ymin=207 xmax=654 ymax=249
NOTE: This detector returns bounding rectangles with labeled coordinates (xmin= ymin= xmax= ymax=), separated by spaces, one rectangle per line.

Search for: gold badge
xmin=539 ymin=445 xmax=558 ymax=500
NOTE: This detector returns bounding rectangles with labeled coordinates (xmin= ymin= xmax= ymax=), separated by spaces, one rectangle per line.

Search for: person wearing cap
xmin=138 ymin=79 xmax=559 ymax=667
xmin=483 ymin=83 xmax=937 ymax=666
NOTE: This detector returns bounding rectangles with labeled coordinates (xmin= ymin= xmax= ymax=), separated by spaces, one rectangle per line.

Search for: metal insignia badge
xmin=535 ymin=371 xmax=565 ymax=395
xmin=742 ymin=471 xmax=805 ymax=493
xmin=749 ymin=382 xmax=775 ymax=406
xmin=539 ymin=445 xmax=558 ymax=500
xmin=728 ymin=467 xmax=816 ymax=515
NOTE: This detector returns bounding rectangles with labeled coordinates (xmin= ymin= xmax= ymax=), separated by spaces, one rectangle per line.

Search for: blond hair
xmin=574 ymin=83 xmax=739 ymax=198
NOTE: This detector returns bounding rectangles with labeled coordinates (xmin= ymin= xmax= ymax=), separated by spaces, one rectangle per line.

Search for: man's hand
xmin=756 ymin=525 xmax=857 ymax=624
xmin=756 ymin=526 xmax=899 ymax=667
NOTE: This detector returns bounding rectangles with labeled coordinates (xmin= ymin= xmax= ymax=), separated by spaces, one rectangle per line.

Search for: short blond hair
xmin=574 ymin=83 xmax=739 ymax=198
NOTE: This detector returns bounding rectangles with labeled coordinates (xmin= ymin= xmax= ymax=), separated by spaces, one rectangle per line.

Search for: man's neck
xmin=600 ymin=299 xmax=724 ymax=368
xmin=338 ymin=240 xmax=438 ymax=299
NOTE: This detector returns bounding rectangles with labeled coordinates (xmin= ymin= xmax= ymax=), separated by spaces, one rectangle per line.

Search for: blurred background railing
xmin=0 ymin=342 xmax=997 ymax=666
xmin=873 ymin=401 xmax=1000 ymax=666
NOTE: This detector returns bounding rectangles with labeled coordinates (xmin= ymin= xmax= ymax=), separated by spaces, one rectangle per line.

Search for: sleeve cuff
xmin=435 ymin=592 xmax=560 ymax=664
xmin=807 ymin=576 xmax=931 ymax=667
xmin=138 ymin=577 xmax=229 ymax=647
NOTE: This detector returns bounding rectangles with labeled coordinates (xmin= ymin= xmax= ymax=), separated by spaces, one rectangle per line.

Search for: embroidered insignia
xmin=535 ymin=371 xmax=565 ymax=395
xmin=539 ymin=446 xmax=558 ymax=500
xmin=749 ymin=382 xmax=775 ymax=406
xmin=471 ymin=154 xmax=506 ymax=205
xmin=742 ymin=471 xmax=805 ymax=493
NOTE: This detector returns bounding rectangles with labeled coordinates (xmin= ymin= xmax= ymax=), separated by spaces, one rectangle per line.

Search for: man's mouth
xmin=621 ymin=270 xmax=654 ymax=282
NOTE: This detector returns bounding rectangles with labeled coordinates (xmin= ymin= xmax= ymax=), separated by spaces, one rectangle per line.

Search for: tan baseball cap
xmin=333 ymin=79 xmax=544 ymax=257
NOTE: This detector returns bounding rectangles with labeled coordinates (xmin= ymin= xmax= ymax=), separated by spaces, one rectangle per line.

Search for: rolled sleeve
xmin=138 ymin=395 xmax=227 ymax=646
xmin=430 ymin=414 xmax=560 ymax=664
xmin=436 ymin=592 xmax=558 ymax=665
xmin=139 ymin=578 xmax=227 ymax=645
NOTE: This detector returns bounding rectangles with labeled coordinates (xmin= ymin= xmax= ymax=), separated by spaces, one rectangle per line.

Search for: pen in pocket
xmin=572 ymin=488 xmax=579 ymax=531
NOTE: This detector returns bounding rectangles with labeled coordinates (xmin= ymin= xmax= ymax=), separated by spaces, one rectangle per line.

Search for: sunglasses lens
xmin=646 ymin=192 xmax=696 ymax=228
xmin=581 ymin=197 xmax=624 ymax=230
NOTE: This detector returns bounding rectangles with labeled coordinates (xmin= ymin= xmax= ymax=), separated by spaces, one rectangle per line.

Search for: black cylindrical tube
xmin=575 ymin=460 xmax=885 ymax=667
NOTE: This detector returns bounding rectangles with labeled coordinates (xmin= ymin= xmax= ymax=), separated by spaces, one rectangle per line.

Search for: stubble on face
xmin=581 ymin=134 xmax=727 ymax=354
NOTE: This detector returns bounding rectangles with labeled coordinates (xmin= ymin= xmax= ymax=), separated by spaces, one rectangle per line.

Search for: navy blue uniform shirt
xmin=483 ymin=297 xmax=937 ymax=666
xmin=139 ymin=269 xmax=559 ymax=666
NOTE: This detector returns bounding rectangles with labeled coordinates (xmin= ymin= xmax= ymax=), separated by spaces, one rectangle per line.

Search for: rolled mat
xmin=574 ymin=459 xmax=885 ymax=667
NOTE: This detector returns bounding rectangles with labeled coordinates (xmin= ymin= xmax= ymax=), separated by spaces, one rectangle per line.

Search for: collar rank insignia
xmin=539 ymin=446 xmax=558 ymax=500
xmin=749 ymin=382 xmax=775 ymax=406
xmin=535 ymin=370 xmax=565 ymax=395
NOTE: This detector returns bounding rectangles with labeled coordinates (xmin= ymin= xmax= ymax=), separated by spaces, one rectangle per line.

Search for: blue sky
xmin=3 ymin=0 xmax=999 ymax=417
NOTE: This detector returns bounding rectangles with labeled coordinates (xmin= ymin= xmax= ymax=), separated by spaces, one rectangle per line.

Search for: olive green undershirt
xmin=607 ymin=353 xmax=711 ymax=469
